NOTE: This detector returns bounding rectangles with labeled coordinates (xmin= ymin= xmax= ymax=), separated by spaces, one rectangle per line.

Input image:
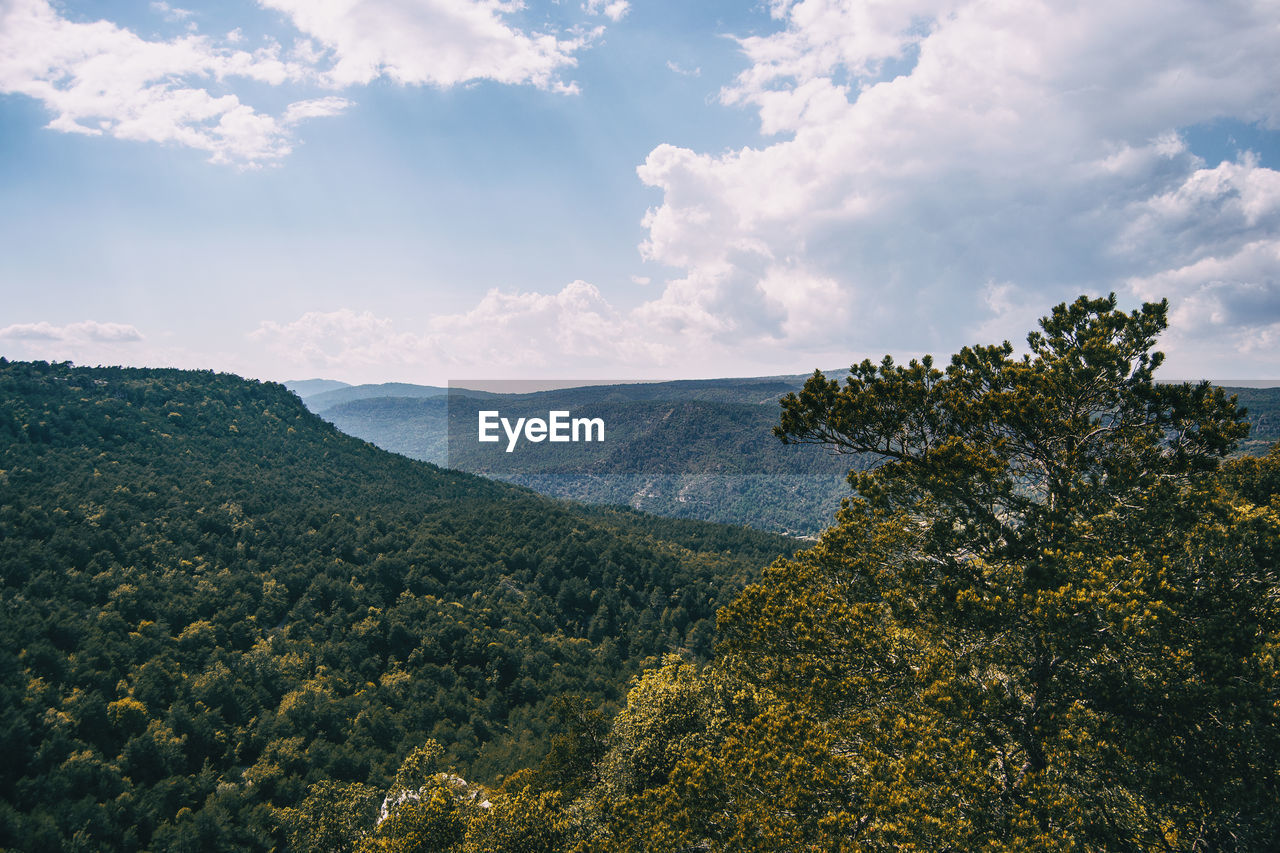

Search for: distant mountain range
xmin=282 ymin=377 xmax=352 ymax=398
xmin=286 ymin=380 xmax=464 ymax=410
xmin=288 ymin=373 xmax=1280 ymax=537
xmin=289 ymin=375 xmax=855 ymax=536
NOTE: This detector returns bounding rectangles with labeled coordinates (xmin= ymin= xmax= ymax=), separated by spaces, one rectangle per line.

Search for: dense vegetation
xmin=1229 ymin=385 xmax=1280 ymax=454
xmin=4 ymin=293 xmax=1277 ymax=851
xmin=0 ymin=360 xmax=793 ymax=851
xmin=311 ymin=295 xmax=1279 ymax=851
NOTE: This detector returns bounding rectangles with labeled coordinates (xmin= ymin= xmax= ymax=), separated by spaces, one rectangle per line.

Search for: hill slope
xmin=0 ymin=359 xmax=792 ymax=852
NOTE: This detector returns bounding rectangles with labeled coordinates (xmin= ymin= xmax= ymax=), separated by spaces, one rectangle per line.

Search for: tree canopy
xmin=0 ymin=360 xmax=793 ymax=851
xmin=697 ymin=294 xmax=1277 ymax=849
xmin=410 ymin=293 xmax=1277 ymax=852
xmin=775 ymin=294 xmax=1248 ymax=568
xmin=5 ymin=293 xmax=1278 ymax=851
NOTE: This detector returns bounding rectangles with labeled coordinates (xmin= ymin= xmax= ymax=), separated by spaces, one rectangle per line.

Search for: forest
xmin=2 ymin=294 xmax=1279 ymax=851
xmin=0 ymin=358 xmax=791 ymax=850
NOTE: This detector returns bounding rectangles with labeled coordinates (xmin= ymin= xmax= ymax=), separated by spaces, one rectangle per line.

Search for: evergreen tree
xmin=588 ymin=295 xmax=1279 ymax=850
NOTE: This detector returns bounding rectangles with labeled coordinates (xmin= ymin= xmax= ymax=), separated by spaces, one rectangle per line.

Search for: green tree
xmin=277 ymin=780 xmax=380 ymax=853
xmin=592 ymin=294 xmax=1278 ymax=851
xmin=356 ymin=740 xmax=488 ymax=853
xmin=710 ymin=293 xmax=1277 ymax=849
xmin=596 ymin=655 xmax=719 ymax=800
xmin=775 ymin=294 xmax=1248 ymax=574
xmin=361 ymin=785 xmax=469 ymax=853
xmin=463 ymin=787 xmax=567 ymax=853
xmin=530 ymin=696 xmax=609 ymax=797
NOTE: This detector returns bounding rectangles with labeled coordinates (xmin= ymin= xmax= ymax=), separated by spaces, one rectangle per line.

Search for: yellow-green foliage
xmin=320 ymin=296 xmax=1279 ymax=852
xmin=573 ymin=296 xmax=1280 ymax=851
xmin=277 ymin=779 xmax=380 ymax=853
xmin=465 ymin=787 xmax=567 ymax=853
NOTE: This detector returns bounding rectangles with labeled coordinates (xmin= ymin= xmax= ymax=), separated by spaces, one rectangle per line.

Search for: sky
xmin=1 ymin=0 xmax=1279 ymax=385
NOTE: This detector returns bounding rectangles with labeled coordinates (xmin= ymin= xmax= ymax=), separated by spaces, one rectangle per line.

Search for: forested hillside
xmin=0 ymin=359 xmax=793 ymax=852
xmin=4 ymin=293 xmax=1277 ymax=852
xmin=1231 ymin=385 xmax=1280 ymax=454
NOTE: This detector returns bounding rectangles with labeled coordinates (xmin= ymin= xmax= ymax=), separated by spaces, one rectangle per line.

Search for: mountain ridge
xmin=301 ymin=374 xmax=1280 ymax=535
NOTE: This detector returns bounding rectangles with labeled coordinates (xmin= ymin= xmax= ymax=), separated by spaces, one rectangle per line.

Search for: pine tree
xmin=597 ymin=295 xmax=1279 ymax=850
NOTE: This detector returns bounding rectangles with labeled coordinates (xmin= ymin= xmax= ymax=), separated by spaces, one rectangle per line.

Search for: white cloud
xmin=251 ymin=283 xmax=668 ymax=378
xmin=282 ymin=96 xmax=354 ymax=124
xmin=666 ymin=60 xmax=701 ymax=78
xmin=1127 ymin=238 xmax=1280 ymax=376
xmin=0 ymin=0 xmax=596 ymax=164
xmin=0 ymin=320 xmax=144 ymax=343
xmin=250 ymin=278 xmax=866 ymax=382
xmin=0 ymin=320 xmax=266 ymax=375
xmin=0 ymin=0 xmax=342 ymax=165
xmin=259 ymin=0 xmax=589 ymax=91
xmin=585 ymin=0 xmax=629 ymax=23
xmin=1115 ymin=155 xmax=1280 ymax=267
xmin=150 ymin=2 xmax=194 ymax=23
xmin=0 ymin=320 xmax=148 ymax=366
xmin=634 ymin=0 xmax=1280 ymax=372
xmin=251 ymin=309 xmax=425 ymax=369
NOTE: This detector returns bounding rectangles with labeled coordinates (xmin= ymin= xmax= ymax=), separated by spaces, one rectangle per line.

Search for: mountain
xmin=318 ymin=395 xmax=451 ymax=466
xmin=302 ymin=382 xmax=461 ymax=410
xmin=1230 ymin=385 xmax=1280 ymax=454
xmin=282 ymin=378 xmax=350 ymax=398
xmin=311 ymin=381 xmax=861 ymax=537
xmin=307 ymin=375 xmax=1280 ymax=537
xmin=0 ymin=359 xmax=793 ymax=852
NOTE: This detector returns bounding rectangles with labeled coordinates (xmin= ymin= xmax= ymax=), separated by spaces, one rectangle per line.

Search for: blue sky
xmin=2 ymin=0 xmax=1279 ymax=384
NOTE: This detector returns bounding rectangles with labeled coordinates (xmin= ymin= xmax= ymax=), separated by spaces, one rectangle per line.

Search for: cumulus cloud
xmin=0 ymin=320 xmax=147 ymax=366
xmin=258 ymin=0 xmax=589 ymax=91
xmin=634 ymin=0 xmax=1280 ymax=373
xmin=248 ymin=282 xmax=681 ymax=379
xmin=426 ymin=280 xmax=659 ymax=367
xmin=1127 ymin=238 xmax=1280 ymax=374
xmin=0 ymin=320 xmax=144 ymax=343
xmin=1115 ymin=155 xmax=1280 ymax=267
xmin=251 ymin=309 xmax=425 ymax=369
xmin=0 ymin=0 xmax=596 ymax=164
xmin=0 ymin=0 xmax=342 ymax=165
xmin=251 ymin=282 xmax=674 ymax=378
xmin=585 ymin=0 xmax=630 ymax=23
xmin=250 ymin=278 xmax=866 ymax=382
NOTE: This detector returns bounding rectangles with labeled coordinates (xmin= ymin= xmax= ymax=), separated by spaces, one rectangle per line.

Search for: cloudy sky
xmin=2 ymin=0 xmax=1278 ymax=384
